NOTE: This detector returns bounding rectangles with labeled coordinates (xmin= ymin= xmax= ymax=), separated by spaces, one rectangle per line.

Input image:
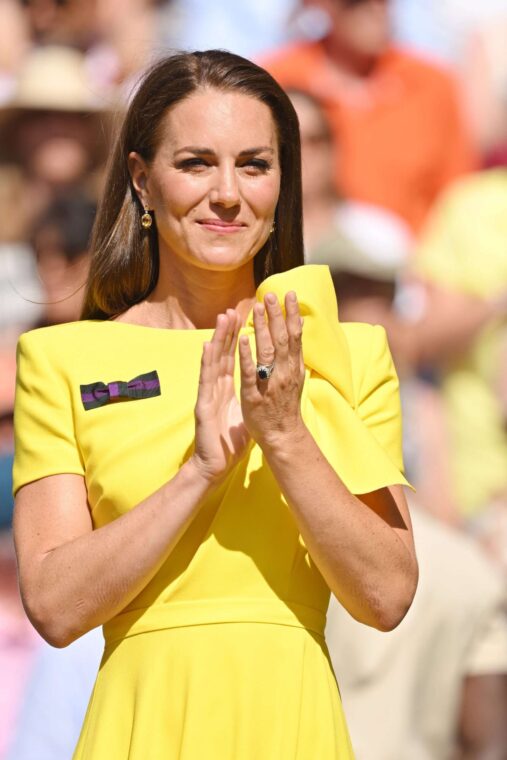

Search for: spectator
xmin=30 ymin=191 xmax=96 ymax=327
xmin=288 ymin=87 xmax=413 ymax=267
xmin=393 ymin=0 xmax=507 ymax=156
xmin=327 ymin=502 xmax=507 ymax=759
xmin=0 ymin=165 xmax=43 ymax=337
xmin=0 ymin=44 xmax=113 ymax=218
xmin=264 ymin=0 xmax=478 ymax=232
xmin=410 ymin=169 xmax=507 ymax=545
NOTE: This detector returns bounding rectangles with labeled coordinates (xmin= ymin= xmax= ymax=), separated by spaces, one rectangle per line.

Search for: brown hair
xmin=81 ymin=50 xmax=304 ymax=320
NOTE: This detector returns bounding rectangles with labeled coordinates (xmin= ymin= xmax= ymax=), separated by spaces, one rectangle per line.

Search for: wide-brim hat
xmin=0 ymin=45 xmax=117 ymax=163
xmin=4 ymin=45 xmax=110 ymax=112
xmin=306 ymin=201 xmax=414 ymax=282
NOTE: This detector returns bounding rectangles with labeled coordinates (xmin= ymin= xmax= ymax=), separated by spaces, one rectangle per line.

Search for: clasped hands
xmin=192 ymin=291 xmax=305 ymax=482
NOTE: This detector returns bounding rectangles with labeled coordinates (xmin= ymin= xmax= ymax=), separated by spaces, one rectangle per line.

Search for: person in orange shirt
xmin=264 ymin=0 xmax=478 ymax=232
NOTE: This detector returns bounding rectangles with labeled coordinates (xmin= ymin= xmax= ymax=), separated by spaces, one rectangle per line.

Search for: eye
xmin=241 ymin=159 xmax=271 ymax=174
xmin=177 ymin=157 xmax=209 ymax=171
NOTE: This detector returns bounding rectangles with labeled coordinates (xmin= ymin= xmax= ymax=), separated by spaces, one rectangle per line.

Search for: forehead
xmin=157 ymin=88 xmax=278 ymax=151
xmin=290 ymin=94 xmax=327 ymax=134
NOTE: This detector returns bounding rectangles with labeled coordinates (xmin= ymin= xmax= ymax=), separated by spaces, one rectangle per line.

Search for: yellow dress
xmin=13 ymin=265 xmax=409 ymax=759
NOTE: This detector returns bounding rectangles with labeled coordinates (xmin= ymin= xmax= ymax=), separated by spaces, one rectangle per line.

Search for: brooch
xmin=80 ymin=370 xmax=161 ymax=411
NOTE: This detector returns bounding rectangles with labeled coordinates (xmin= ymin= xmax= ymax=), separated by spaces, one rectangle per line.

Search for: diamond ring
xmin=256 ymin=361 xmax=275 ymax=381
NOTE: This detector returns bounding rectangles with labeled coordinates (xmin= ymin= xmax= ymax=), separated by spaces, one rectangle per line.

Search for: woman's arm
xmin=238 ymin=291 xmax=418 ymax=631
xmin=262 ymin=431 xmax=417 ymax=631
xmin=14 ymin=463 xmax=213 ymax=648
xmin=14 ymin=311 xmax=249 ymax=648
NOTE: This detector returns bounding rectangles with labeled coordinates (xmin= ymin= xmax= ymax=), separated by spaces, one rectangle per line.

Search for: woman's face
xmin=129 ymin=88 xmax=281 ymax=274
xmin=290 ymin=92 xmax=336 ymax=202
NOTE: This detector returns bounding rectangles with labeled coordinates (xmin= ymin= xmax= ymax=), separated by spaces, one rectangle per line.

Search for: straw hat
xmin=0 ymin=45 xmax=115 ymax=162
xmin=1 ymin=44 xmax=110 ymax=114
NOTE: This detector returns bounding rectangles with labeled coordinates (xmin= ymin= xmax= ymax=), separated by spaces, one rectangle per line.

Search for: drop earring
xmin=141 ymin=206 xmax=152 ymax=229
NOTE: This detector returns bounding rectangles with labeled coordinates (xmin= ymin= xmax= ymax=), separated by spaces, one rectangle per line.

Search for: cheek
xmin=245 ymin=176 xmax=281 ymax=216
xmin=152 ymin=173 xmax=205 ymax=218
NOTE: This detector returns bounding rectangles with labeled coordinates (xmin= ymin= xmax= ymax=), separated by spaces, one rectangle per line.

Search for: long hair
xmin=81 ymin=50 xmax=304 ymax=320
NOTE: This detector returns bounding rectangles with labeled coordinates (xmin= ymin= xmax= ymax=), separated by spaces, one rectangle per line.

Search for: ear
xmin=128 ymin=151 xmax=151 ymax=208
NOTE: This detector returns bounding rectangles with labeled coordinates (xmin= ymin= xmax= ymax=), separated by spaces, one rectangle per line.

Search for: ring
xmin=256 ymin=361 xmax=275 ymax=380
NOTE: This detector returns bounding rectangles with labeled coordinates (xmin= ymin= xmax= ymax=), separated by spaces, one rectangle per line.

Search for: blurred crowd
xmin=1 ymin=0 xmax=507 ymax=758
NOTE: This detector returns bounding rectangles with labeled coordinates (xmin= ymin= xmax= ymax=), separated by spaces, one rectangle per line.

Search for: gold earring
xmin=141 ymin=207 xmax=152 ymax=229
xmin=270 ymin=221 xmax=276 ymax=234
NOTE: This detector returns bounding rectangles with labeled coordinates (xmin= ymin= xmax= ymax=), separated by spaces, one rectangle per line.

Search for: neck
xmin=142 ymin=251 xmax=257 ymax=330
xmin=322 ymin=36 xmax=378 ymax=79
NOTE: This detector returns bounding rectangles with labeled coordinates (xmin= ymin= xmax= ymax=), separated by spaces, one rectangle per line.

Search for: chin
xmin=195 ymin=254 xmax=255 ymax=272
xmin=186 ymin=243 xmax=260 ymax=271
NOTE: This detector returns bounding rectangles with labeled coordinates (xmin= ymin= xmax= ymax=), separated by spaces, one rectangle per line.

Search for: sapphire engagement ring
xmin=256 ymin=362 xmax=275 ymax=381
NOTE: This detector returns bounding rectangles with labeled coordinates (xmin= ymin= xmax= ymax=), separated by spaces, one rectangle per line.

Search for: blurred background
xmin=1 ymin=1 xmax=507 ymax=758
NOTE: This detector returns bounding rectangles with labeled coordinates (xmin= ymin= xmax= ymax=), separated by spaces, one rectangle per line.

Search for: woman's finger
xmin=264 ymin=293 xmax=289 ymax=362
xmin=219 ymin=309 xmax=237 ymax=376
xmin=226 ymin=311 xmax=242 ymax=371
xmin=221 ymin=309 xmax=236 ymax=355
xmin=253 ymin=302 xmax=275 ymax=368
xmin=197 ymin=341 xmax=213 ymax=405
xmin=285 ymin=291 xmax=303 ymax=361
xmin=210 ymin=312 xmax=229 ymax=382
xmin=238 ymin=335 xmax=257 ymax=392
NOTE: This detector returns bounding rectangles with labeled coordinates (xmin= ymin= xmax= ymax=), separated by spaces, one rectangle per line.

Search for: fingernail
xmin=287 ymin=291 xmax=297 ymax=302
xmin=266 ymin=293 xmax=277 ymax=305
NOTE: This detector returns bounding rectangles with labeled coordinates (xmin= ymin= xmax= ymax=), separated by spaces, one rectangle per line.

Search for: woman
xmin=12 ymin=50 xmax=417 ymax=759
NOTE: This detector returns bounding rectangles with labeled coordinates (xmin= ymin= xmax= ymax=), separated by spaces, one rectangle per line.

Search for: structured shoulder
xmin=340 ymin=320 xmax=384 ymax=348
xmin=339 ymin=322 xmax=389 ymax=386
xmin=17 ymin=321 xmax=111 ymax=386
xmin=19 ymin=320 xmax=101 ymax=349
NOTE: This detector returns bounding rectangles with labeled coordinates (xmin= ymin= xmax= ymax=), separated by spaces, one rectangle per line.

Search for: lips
xmin=197 ymin=219 xmax=247 ymax=232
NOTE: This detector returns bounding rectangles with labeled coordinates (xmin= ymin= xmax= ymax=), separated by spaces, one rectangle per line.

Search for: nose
xmin=209 ymin=163 xmax=240 ymax=208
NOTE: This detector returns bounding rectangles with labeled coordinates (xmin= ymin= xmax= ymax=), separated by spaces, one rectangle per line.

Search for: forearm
xmin=28 ymin=459 xmax=213 ymax=647
xmin=262 ymin=423 xmax=417 ymax=631
xmin=455 ymin=674 xmax=507 ymax=760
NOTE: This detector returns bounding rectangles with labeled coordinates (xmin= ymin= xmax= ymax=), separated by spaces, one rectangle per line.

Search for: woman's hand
xmin=192 ymin=309 xmax=250 ymax=483
xmin=238 ymin=291 xmax=305 ymax=450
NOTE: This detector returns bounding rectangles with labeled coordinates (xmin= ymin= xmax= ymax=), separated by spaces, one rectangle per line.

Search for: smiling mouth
xmin=197 ymin=219 xmax=247 ymax=233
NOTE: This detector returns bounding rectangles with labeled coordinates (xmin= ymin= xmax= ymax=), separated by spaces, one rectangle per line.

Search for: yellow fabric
xmin=414 ymin=170 xmax=507 ymax=515
xmin=13 ymin=265 xmax=408 ymax=759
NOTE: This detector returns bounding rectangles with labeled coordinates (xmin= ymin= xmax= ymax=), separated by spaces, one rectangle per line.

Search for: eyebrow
xmin=174 ymin=146 xmax=275 ymax=156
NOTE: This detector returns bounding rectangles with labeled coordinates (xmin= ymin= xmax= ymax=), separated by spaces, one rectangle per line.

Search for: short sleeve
xmin=13 ymin=331 xmax=85 ymax=496
xmin=355 ymin=324 xmax=405 ymax=474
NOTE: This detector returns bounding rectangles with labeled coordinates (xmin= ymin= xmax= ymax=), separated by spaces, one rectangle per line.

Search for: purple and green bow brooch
xmin=80 ymin=370 xmax=161 ymax=411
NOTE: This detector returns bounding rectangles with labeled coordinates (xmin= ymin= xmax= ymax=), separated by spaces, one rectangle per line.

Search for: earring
xmin=141 ymin=207 xmax=152 ymax=229
xmin=270 ymin=221 xmax=276 ymax=234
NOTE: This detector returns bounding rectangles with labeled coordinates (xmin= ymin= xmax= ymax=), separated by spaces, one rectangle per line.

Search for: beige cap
xmin=2 ymin=45 xmax=108 ymax=113
xmin=307 ymin=202 xmax=414 ymax=282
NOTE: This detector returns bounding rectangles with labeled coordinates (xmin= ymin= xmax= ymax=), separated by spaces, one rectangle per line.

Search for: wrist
xmin=187 ymin=452 xmax=232 ymax=490
xmin=259 ymin=418 xmax=310 ymax=460
xmin=185 ymin=455 xmax=224 ymax=489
